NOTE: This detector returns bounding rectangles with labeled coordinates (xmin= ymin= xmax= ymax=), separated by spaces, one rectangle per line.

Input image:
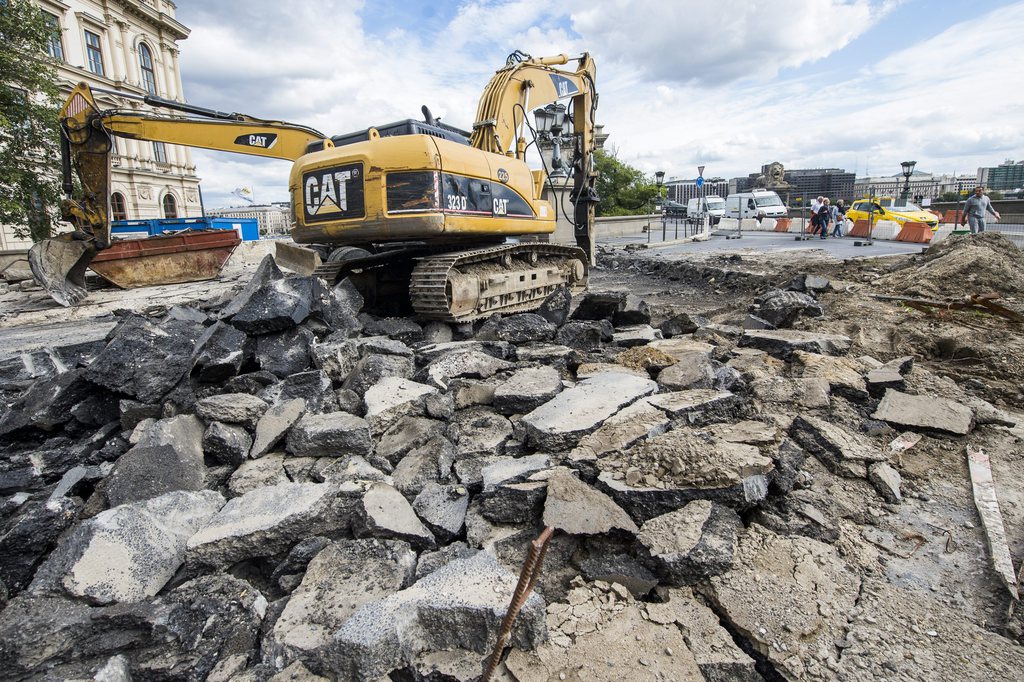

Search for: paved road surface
xmin=604 ymin=230 xmax=927 ymax=260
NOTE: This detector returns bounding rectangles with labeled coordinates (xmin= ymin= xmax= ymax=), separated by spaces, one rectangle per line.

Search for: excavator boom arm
xmin=469 ymin=53 xmax=596 ymax=159
xmin=470 ymin=53 xmax=599 ymax=262
xmin=58 ymin=82 xmax=334 ymax=247
xmin=30 ymin=82 xmax=334 ymax=306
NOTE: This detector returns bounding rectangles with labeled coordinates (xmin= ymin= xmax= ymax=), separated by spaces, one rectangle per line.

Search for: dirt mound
xmin=876 ymin=233 xmax=1024 ymax=299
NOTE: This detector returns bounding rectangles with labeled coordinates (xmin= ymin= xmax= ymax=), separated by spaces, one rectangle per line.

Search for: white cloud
xmin=171 ymin=0 xmax=1023 ymax=208
xmin=593 ymin=1 xmax=1024 ymax=181
xmin=568 ymin=0 xmax=888 ymax=85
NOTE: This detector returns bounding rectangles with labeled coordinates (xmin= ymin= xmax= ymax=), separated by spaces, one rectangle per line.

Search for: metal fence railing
xmin=647 ymin=213 xmax=710 ymax=243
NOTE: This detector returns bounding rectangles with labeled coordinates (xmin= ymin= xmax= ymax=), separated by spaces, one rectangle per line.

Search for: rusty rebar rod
xmin=480 ymin=525 xmax=555 ymax=682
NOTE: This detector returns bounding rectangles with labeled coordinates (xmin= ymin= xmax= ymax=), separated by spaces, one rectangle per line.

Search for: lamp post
xmin=654 ymin=170 xmax=665 ymax=240
xmin=900 ymin=160 xmax=916 ymax=203
xmin=533 ymin=103 xmax=570 ymax=179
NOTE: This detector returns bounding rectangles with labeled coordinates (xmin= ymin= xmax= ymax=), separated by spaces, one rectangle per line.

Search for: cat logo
xmin=496 ymin=168 xmax=509 ymax=183
xmin=302 ymin=162 xmax=365 ymax=222
xmin=233 ymin=133 xmax=278 ymax=149
xmin=549 ymin=74 xmax=580 ymax=99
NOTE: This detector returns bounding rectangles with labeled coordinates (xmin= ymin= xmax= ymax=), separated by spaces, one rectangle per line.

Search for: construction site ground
xmin=0 ymin=233 xmax=1022 ymax=681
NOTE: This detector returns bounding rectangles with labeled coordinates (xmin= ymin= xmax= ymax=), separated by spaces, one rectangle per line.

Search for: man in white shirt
xmin=809 ymin=196 xmax=824 ymax=235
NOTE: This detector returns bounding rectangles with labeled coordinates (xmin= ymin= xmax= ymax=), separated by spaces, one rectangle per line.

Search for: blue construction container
xmin=111 ymin=217 xmax=260 ymax=242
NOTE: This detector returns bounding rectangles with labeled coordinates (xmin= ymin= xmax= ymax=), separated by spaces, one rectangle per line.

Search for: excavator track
xmin=409 ymin=243 xmax=588 ymax=322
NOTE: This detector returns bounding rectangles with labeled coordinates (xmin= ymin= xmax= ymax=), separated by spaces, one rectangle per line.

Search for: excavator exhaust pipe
xmin=28 ymin=235 xmax=95 ymax=307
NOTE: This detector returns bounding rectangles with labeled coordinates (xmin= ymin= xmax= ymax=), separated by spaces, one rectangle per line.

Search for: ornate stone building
xmin=3 ymin=0 xmax=199 ymax=250
xmin=206 ymin=204 xmax=291 ymax=237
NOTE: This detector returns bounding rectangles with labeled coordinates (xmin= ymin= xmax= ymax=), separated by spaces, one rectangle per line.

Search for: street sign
xmin=697 ymin=165 xmax=705 ymax=177
xmin=695 ymin=177 xmax=704 ymax=188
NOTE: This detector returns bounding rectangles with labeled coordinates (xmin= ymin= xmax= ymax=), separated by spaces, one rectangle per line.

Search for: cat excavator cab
xmin=31 ymin=51 xmax=599 ymax=320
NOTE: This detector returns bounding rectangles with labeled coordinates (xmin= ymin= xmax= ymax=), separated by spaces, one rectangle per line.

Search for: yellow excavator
xmin=31 ymin=51 xmax=599 ymax=321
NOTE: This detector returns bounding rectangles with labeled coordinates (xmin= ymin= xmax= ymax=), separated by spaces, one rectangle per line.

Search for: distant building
xmin=853 ymin=172 xmax=976 ymax=201
xmin=782 ymin=168 xmax=855 ymax=206
xmin=725 ymin=166 xmax=853 ymax=206
xmin=978 ymin=160 xmax=1024 ymax=191
xmin=729 ymin=176 xmax=756 ymax=195
xmin=664 ymin=177 xmax=730 ymax=204
xmin=2 ymin=0 xmax=200 ymax=251
xmin=206 ymin=204 xmax=290 ymax=236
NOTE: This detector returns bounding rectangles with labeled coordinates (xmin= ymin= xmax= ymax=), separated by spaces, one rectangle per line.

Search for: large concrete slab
xmin=521 ymin=372 xmax=658 ymax=450
xmin=872 ymin=389 xmax=974 ymax=435
xmin=266 ymin=539 xmax=416 ymax=670
xmin=699 ymin=524 xmax=861 ymax=681
xmin=30 ymin=490 xmax=224 ymax=604
xmin=186 ymin=482 xmax=352 ymax=569
xmin=324 ymin=551 xmax=546 ymax=680
xmin=543 ymin=469 xmax=638 ymax=535
xmin=739 ymin=329 xmax=852 ymax=358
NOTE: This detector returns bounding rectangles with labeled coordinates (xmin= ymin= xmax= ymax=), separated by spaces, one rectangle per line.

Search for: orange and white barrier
xmin=873 ymin=220 xmax=901 ymax=240
xmin=895 ymin=221 xmax=933 ymax=243
xmin=849 ymin=219 xmax=871 ymax=238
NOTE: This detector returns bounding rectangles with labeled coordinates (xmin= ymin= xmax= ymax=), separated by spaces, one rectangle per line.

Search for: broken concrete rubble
xmin=250 ymin=398 xmax=306 ymax=458
xmin=790 ymin=414 xmax=886 ymax=479
xmin=413 ymin=482 xmax=469 ymax=542
xmin=84 ymin=316 xmax=203 ymax=404
xmin=505 ymin=579 xmax=704 ymax=681
xmin=195 ymin=392 xmax=269 ymax=429
xmin=363 ymin=376 xmax=438 ymax=434
xmin=3 ymin=233 xmax=1023 ymax=680
xmin=542 ymin=469 xmax=638 ymax=536
xmin=492 ymin=365 xmax=563 ymax=415
xmin=750 ymin=289 xmax=824 ymax=328
xmin=739 ymin=328 xmax=852 ymax=358
xmin=103 ymin=415 xmax=207 ymax=507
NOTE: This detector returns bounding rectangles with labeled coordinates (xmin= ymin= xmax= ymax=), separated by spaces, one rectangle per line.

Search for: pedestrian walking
xmin=961 ymin=187 xmax=1000 ymax=234
xmin=809 ymin=196 xmax=824 ymax=235
xmin=819 ymin=198 xmax=832 ymax=239
xmin=833 ymin=200 xmax=847 ymax=237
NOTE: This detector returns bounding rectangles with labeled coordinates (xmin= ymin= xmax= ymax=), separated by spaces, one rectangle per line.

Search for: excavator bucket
xmin=28 ymin=235 xmax=96 ymax=307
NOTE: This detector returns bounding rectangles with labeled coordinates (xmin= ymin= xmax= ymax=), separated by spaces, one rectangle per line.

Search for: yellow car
xmin=846 ymin=197 xmax=939 ymax=229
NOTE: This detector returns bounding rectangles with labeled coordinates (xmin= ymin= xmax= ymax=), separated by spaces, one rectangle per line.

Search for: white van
xmin=686 ymin=195 xmax=726 ymax=224
xmin=725 ymin=189 xmax=788 ymax=220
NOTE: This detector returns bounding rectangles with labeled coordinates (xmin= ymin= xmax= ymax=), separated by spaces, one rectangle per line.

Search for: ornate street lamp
xmin=533 ymin=103 xmax=570 ymax=178
xmin=900 ymin=160 xmax=917 ymax=202
xmin=655 ymin=170 xmax=665 ymax=209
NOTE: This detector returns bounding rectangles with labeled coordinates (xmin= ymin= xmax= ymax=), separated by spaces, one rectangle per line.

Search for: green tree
xmin=938 ymin=191 xmax=961 ymax=202
xmin=0 ymin=0 xmax=63 ymax=241
xmin=593 ymin=148 xmax=659 ymax=217
xmin=988 ymin=190 xmax=1004 ymax=200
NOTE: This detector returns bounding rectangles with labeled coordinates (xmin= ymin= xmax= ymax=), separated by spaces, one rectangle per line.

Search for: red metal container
xmin=89 ymin=229 xmax=241 ymax=289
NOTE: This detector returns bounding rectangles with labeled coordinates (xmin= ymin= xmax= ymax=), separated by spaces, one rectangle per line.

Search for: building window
xmin=111 ymin=192 xmax=128 ymax=220
xmin=139 ymin=43 xmax=157 ymax=95
xmin=153 ymin=141 xmax=167 ymax=164
xmin=44 ymin=13 xmax=64 ymax=61
xmin=162 ymin=193 xmax=178 ymax=218
xmin=84 ymin=30 xmax=104 ymax=76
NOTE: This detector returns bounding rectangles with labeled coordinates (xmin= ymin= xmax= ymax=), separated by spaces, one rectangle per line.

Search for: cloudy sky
xmin=172 ymin=0 xmax=1024 ymax=208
